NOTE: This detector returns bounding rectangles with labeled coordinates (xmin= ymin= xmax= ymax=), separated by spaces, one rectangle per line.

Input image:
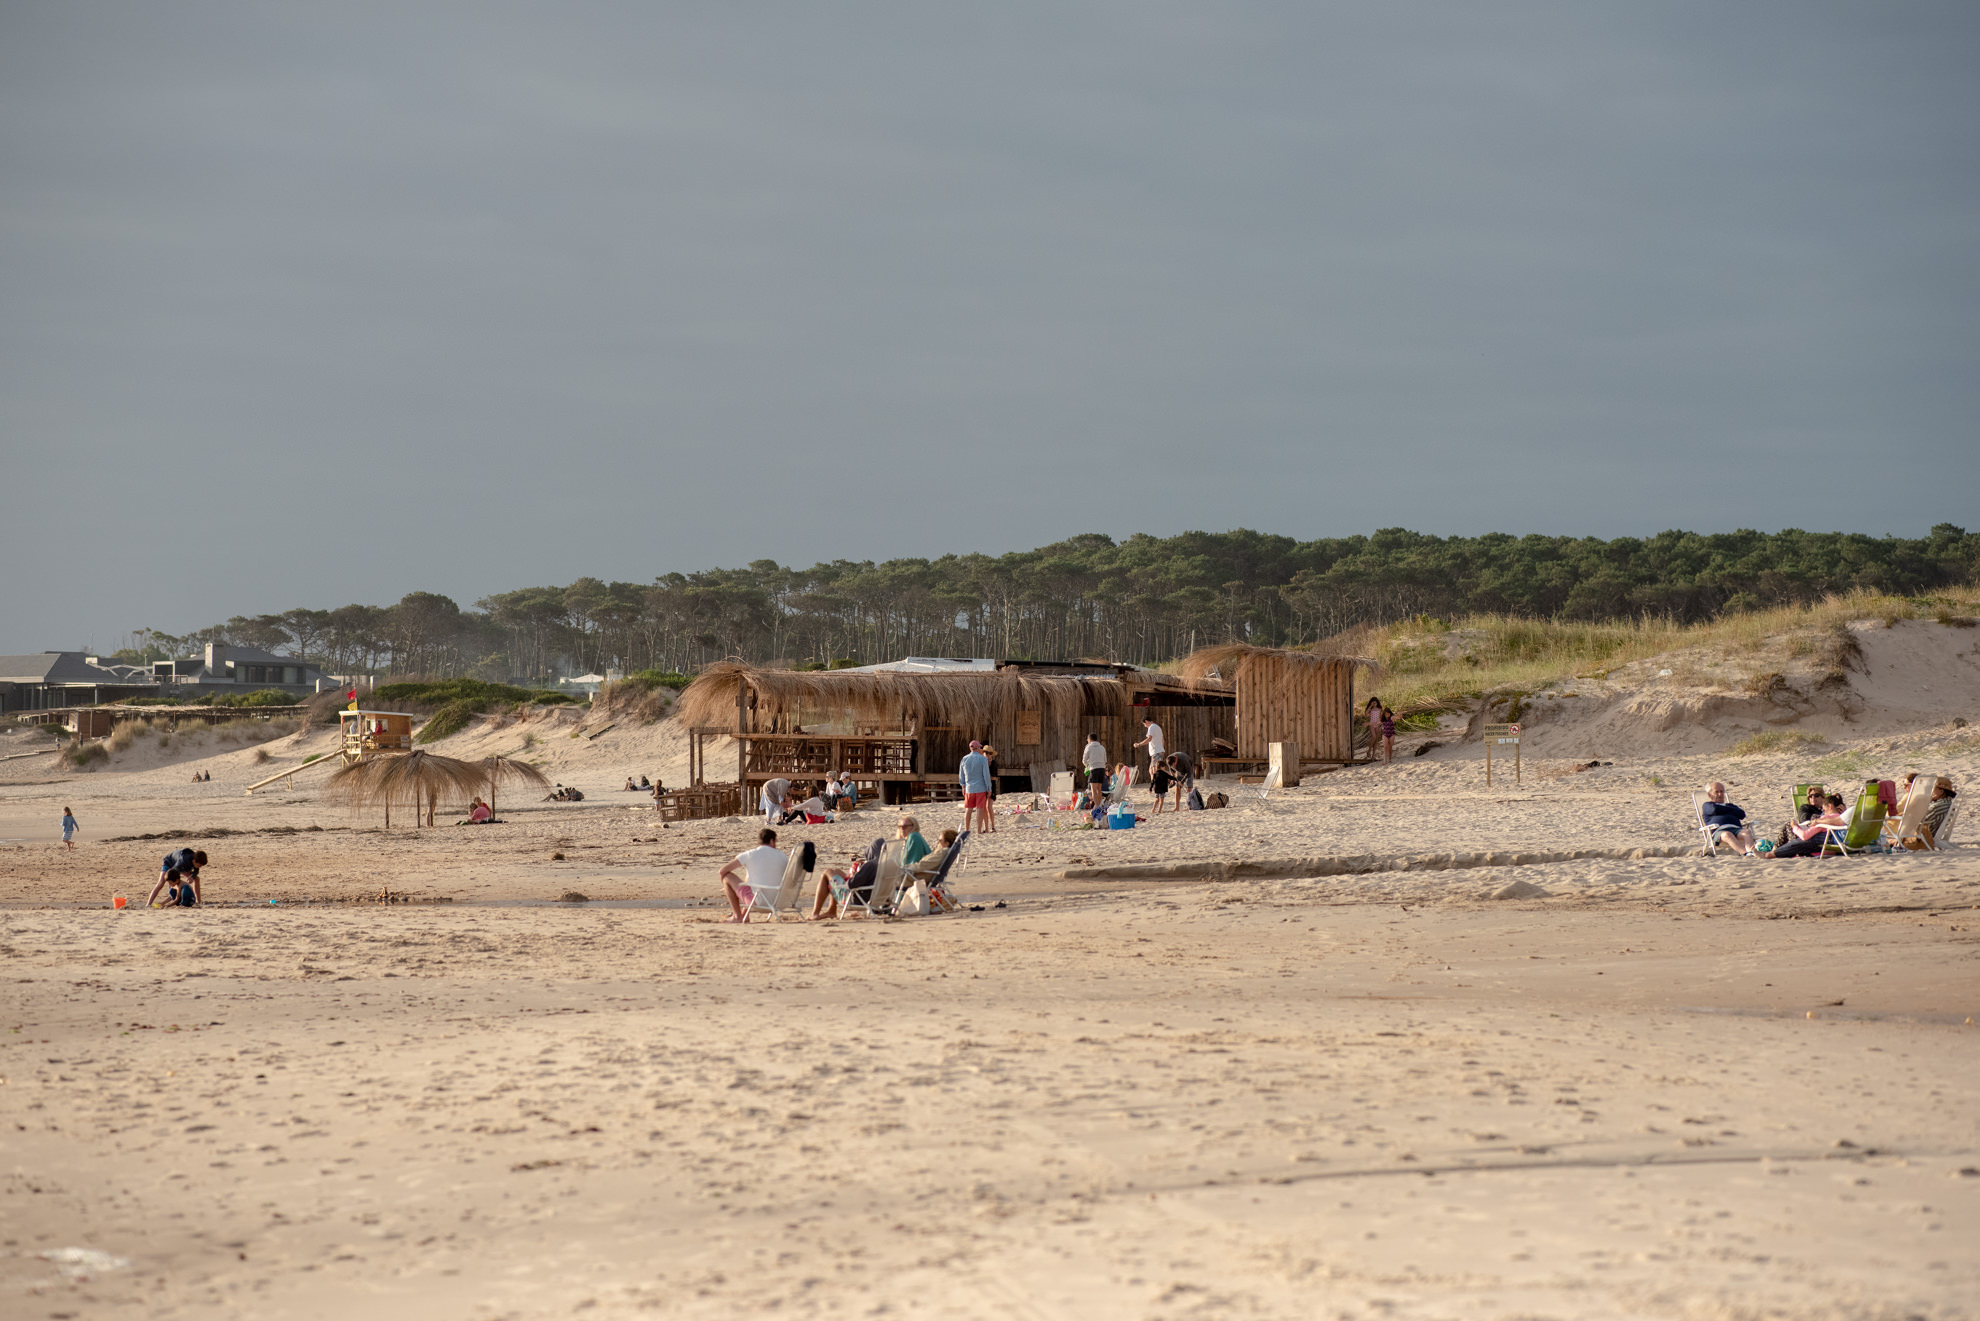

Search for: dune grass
xmin=1352 ymin=588 xmax=1980 ymax=714
xmin=1728 ymin=730 xmax=1828 ymax=757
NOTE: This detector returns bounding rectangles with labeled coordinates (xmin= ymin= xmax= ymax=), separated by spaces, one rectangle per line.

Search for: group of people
xmin=759 ymin=772 xmax=860 ymax=825
xmin=717 ymin=815 xmax=961 ymax=922
xmin=188 ymin=770 xmax=211 ymax=783
xmin=622 ymin=775 xmax=654 ymax=792
xmin=1072 ymin=716 xmax=1198 ymax=814
xmin=1364 ymin=697 xmax=1397 ymax=763
xmin=1700 ymin=774 xmax=1959 ymax=858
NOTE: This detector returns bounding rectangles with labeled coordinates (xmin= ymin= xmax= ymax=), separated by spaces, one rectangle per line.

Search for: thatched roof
xmin=676 ymin=661 xmax=1216 ymax=730
xmin=1176 ymin=643 xmax=1379 ymax=688
xmin=325 ymin=750 xmax=488 ymax=826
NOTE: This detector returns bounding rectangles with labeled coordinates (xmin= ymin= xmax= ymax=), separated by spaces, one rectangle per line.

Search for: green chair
xmin=1819 ymin=782 xmax=1889 ymax=856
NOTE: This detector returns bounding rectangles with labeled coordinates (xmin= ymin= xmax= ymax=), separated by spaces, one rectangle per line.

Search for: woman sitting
xmin=465 ymin=797 xmax=493 ymax=824
xmin=1770 ymin=793 xmax=1848 ymax=858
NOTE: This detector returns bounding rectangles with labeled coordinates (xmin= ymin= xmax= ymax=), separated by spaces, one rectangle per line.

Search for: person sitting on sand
xmin=640 ymin=775 xmax=651 ymax=790
xmin=467 ymin=797 xmax=493 ymax=824
xmin=148 ymin=848 xmax=207 ymax=907
xmin=719 ymin=828 xmax=789 ymax=923
xmin=1700 ymin=782 xmax=1757 ymax=856
xmin=797 ymin=792 xmax=831 ymax=823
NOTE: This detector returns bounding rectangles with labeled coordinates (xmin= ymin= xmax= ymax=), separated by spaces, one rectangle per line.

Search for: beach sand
xmin=3 ymin=644 xmax=1978 ymax=1318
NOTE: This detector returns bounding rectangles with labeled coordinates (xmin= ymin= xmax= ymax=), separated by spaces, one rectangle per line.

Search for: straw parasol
xmin=478 ymin=754 xmax=550 ymax=819
xmin=324 ymin=749 xmax=488 ymax=828
xmin=675 ymin=661 xmax=1158 ymax=733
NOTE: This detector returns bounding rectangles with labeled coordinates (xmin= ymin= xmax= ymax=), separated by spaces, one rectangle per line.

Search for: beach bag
xmin=1186 ymin=788 xmax=1205 ymax=810
xmin=1204 ymin=791 xmax=1229 ymax=809
xmin=897 ymin=878 xmax=930 ymax=917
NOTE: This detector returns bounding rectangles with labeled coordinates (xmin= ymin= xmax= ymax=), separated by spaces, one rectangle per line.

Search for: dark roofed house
xmin=176 ymin=644 xmax=327 ymax=698
xmin=0 ymin=652 xmax=154 ymax=714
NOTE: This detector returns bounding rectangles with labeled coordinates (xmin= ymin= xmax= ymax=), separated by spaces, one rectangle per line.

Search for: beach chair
xmin=1690 ymin=791 xmax=1722 ymax=857
xmin=1882 ymin=780 xmax=1935 ymax=851
xmin=1818 ymin=783 xmax=1889 ymax=856
xmin=833 ymin=840 xmax=907 ymax=919
xmin=1934 ymin=799 xmax=1960 ymax=846
xmin=743 ymin=846 xmax=813 ymax=922
xmin=909 ymin=831 xmax=969 ymax=913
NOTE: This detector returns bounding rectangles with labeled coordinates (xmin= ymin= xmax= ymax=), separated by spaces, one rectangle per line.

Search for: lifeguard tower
xmin=339 ymin=709 xmax=415 ymax=766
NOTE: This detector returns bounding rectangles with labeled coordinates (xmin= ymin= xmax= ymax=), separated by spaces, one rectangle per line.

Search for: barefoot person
xmin=1132 ymin=713 xmax=1164 ymax=775
xmin=147 ymin=848 xmax=207 ymax=907
xmin=61 ymin=807 xmax=79 ymax=852
xmin=718 ymin=828 xmax=788 ymax=923
xmin=1700 ymin=781 xmax=1757 ymax=856
xmin=958 ymin=741 xmax=994 ymax=835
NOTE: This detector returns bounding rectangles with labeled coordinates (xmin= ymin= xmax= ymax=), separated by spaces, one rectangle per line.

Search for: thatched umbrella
xmin=478 ymin=754 xmax=549 ymax=819
xmin=325 ymin=750 xmax=488 ymax=828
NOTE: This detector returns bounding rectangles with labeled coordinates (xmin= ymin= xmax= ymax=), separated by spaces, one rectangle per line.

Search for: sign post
xmin=1482 ymin=722 xmax=1522 ymax=785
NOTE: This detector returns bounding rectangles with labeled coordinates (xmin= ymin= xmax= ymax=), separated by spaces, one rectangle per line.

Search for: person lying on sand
xmin=719 ymin=828 xmax=788 ymax=923
xmin=148 ymin=848 xmax=206 ymax=907
xmin=1700 ymin=782 xmax=1757 ymax=856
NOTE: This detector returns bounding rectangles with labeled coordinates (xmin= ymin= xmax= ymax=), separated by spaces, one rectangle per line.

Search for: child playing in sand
xmin=61 ymin=807 xmax=78 ymax=851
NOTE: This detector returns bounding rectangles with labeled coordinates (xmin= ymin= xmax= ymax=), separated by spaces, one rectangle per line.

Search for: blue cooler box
xmin=1107 ymin=807 xmax=1135 ymax=830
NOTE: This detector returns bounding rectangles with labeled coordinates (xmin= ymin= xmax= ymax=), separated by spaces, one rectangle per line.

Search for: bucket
xmin=111 ymin=895 xmax=128 ymax=910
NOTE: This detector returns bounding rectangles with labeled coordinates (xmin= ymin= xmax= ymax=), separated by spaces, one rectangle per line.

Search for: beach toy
xmin=268 ymin=898 xmax=278 ymax=905
xmin=112 ymin=896 xmax=128 ymax=909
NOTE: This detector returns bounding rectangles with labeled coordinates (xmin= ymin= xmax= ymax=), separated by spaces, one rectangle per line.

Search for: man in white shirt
xmin=1132 ymin=714 xmax=1164 ymax=772
xmin=1081 ymin=734 xmax=1108 ymax=807
xmin=719 ymin=828 xmax=789 ymax=923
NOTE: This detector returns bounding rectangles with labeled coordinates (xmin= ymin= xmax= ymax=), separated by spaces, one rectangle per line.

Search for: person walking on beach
xmin=61 ymin=807 xmax=79 ymax=851
xmin=959 ymin=741 xmax=994 ymax=835
xmin=1132 ymin=714 xmax=1164 ymax=775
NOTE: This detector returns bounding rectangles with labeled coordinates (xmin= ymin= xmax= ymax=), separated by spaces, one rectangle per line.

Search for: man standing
xmin=1081 ymin=733 xmax=1109 ymax=808
xmin=148 ymin=848 xmax=207 ymax=907
xmin=959 ymin=740 xmax=994 ymax=835
xmin=1132 ymin=713 xmax=1164 ymax=776
xmin=719 ymin=828 xmax=789 ymax=923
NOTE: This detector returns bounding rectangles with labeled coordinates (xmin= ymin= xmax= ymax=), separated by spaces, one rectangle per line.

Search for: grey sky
xmin=3 ymin=2 xmax=1976 ymax=654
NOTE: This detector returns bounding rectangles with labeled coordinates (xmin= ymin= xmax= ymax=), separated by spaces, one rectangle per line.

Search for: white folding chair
xmin=1691 ymin=791 xmax=1720 ymax=857
xmin=834 ymin=841 xmax=907 ymax=919
xmin=743 ymin=847 xmax=811 ymax=922
xmin=1882 ymin=780 xmax=1934 ymax=851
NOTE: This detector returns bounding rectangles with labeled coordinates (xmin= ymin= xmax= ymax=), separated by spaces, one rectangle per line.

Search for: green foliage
xmin=36 ymin=723 xmax=68 ymax=741
xmin=1728 ymin=730 xmax=1828 ymax=756
xmin=62 ymin=742 xmax=108 ymax=769
xmin=624 ymin=670 xmax=694 ymax=692
xmin=207 ymin=689 xmax=300 ymax=708
xmin=1811 ymin=750 xmax=1870 ymax=780
xmin=388 ymin=679 xmax=577 ymax=744
xmin=117 ymin=695 xmax=180 ymax=706
xmin=372 ymin=678 xmax=576 ymax=707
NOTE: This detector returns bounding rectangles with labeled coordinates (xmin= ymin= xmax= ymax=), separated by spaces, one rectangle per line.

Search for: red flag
xmin=347 ymin=690 xmax=356 ymax=700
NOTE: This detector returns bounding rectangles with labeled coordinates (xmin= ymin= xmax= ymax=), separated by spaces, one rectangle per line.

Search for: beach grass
xmin=1355 ymin=588 xmax=1980 ymax=714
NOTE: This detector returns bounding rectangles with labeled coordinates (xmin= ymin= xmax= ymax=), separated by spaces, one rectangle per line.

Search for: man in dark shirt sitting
xmin=1700 ymin=782 xmax=1756 ymax=856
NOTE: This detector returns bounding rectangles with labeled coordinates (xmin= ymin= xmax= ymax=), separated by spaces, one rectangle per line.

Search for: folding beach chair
xmin=1818 ymin=783 xmax=1889 ymax=856
xmin=909 ymin=831 xmax=969 ymax=913
xmin=832 ymin=840 xmax=907 ymax=919
xmin=1882 ymin=779 xmax=1935 ymax=851
xmin=1935 ymin=799 xmax=1960 ymax=846
xmin=743 ymin=845 xmax=813 ymax=923
xmin=1691 ymin=791 xmax=1722 ymax=857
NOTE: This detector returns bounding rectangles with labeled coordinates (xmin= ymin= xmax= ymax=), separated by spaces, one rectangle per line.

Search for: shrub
xmin=1728 ymin=730 xmax=1826 ymax=756
xmin=418 ymin=701 xmax=480 ymax=743
xmin=62 ymin=742 xmax=108 ymax=769
xmin=208 ymin=689 xmax=299 ymax=708
xmin=254 ymin=747 xmax=272 ymax=764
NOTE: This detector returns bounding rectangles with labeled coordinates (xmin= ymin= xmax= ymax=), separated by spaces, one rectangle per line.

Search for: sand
xmin=3 ymin=621 xmax=1978 ymax=1318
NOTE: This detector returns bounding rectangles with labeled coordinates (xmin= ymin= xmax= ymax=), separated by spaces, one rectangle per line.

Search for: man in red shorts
xmin=958 ymin=739 xmax=994 ymax=835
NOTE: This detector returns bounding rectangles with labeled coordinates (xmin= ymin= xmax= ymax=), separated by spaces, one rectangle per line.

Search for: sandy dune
xmin=3 ymin=621 xmax=1977 ymax=1318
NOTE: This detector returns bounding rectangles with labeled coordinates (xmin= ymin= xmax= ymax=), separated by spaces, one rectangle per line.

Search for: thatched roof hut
xmin=677 ymin=660 xmax=1234 ymax=800
xmin=1178 ymin=644 xmax=1378 ymax=763
xmin=325 ymin=749 xmax=488 ymax=828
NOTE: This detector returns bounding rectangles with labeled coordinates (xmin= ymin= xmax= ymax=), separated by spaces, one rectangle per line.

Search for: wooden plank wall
xmin=1237 ymin=659 xmax=1353 ymax=760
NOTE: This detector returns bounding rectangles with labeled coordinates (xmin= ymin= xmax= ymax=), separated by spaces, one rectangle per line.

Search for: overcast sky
xmin=3 ymin=2 xmax=1976 ymax=654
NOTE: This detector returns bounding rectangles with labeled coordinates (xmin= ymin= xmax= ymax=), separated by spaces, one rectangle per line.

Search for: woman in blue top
xmin=61 ymin=807 xmax=79 ymax=851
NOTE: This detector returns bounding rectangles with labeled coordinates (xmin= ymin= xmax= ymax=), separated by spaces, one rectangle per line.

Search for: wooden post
xmin=736 ymin=684 xmax=747 ymax=791
xmin=1269 ymin=741 xmax=1300 ymax=788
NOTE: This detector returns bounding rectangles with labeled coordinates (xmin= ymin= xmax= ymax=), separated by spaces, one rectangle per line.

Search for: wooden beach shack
xmin=1179 ymin=644 xmax=1375 ymax=769
xmin=674 ymin=659 xmax=1235 ymax=805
